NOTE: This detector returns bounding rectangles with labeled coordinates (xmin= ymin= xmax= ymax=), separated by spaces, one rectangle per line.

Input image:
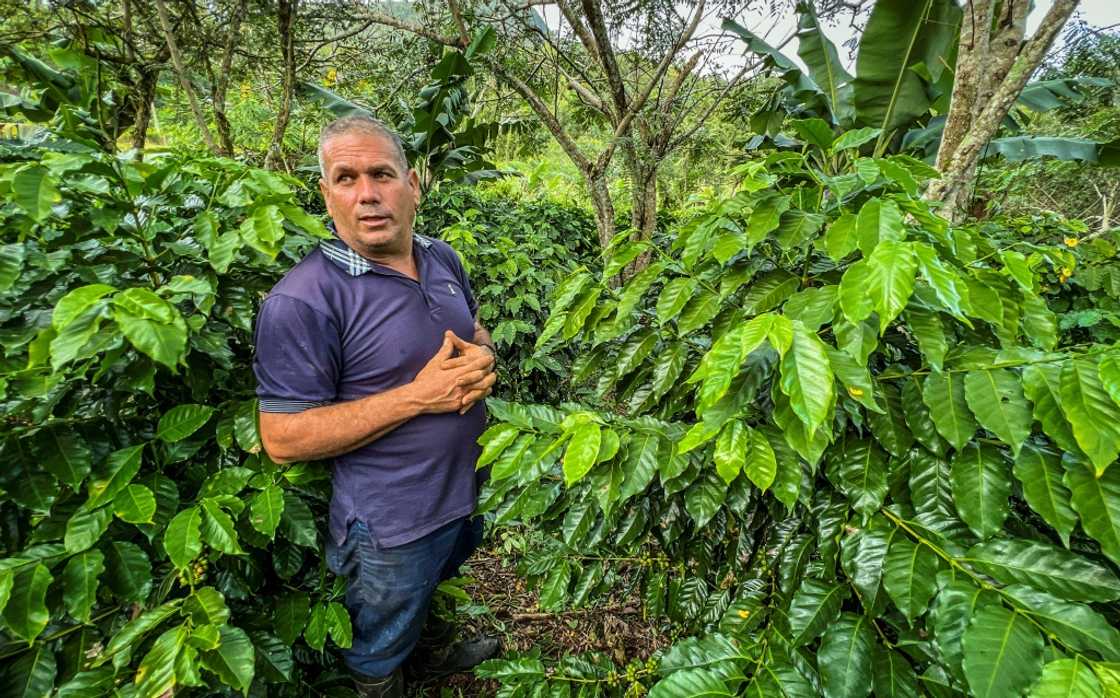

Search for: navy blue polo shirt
xmin=252 ymin=233 xmax=486 ymax=548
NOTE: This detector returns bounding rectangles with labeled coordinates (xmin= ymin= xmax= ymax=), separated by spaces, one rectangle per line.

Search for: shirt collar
xmin=320 ymin=222 xmax=432 ymax=277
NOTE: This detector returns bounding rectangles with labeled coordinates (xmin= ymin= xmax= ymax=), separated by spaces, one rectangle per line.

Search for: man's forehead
xmin=322 ymin=133 xmax=401 ymax=169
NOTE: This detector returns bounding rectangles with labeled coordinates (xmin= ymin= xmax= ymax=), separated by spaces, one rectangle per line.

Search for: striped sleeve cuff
xmin=258 ymin=399 xmax=328 ymax=414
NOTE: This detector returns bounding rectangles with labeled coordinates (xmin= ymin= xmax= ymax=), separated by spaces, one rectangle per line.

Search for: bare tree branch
xmin=152 ymin=0 xmax=219 ymax=154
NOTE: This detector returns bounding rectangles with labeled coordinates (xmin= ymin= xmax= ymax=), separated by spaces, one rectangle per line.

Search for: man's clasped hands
xmin=410 ymin=330 xmax=497 ymax=416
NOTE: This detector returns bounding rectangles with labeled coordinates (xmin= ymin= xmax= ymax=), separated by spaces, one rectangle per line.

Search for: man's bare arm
xmin=260 ymin=386 xmax=421 ymax=464
xmin=260 ymin=331 xmax=478 ymax=464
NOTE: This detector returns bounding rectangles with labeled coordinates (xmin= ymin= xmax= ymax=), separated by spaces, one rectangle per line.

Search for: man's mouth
xmin=358 ymin=214 xmax=390 ymax=225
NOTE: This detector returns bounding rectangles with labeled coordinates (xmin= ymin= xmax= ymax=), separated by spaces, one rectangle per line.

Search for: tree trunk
xmin=153 ymin=0 xmax=220 ymax=155
xmin=129 ymin=66 xmax=161 ymax=155
xmin=927 ymin=0 xmax=1079 ymax=221
xmin=264 ymin=0 xmax=298 ymax=170
xmin=212 ymin=0 xmax=249 ymax=157
xmin=588 ymin=175 xmax=616 ymax=250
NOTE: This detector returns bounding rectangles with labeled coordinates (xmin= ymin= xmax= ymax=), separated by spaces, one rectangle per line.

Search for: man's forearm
xmin=260 ymin=385 xmax=422 ymax=464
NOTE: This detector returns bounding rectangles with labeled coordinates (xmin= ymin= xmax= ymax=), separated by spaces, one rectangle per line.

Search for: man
xmin=253 ymin=115 xmax=499 ymax=697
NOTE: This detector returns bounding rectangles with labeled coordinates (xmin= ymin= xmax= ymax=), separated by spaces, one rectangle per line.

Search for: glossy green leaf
xmin=658 ymin=277 xmax=698 ymax=325
xmin=932 ymin=577 xmax=999 ymax=681
xmin=967 ymin=537 xmax=1120 ymax=603
xmin=1001 ymin=585 xmax=1120 ymax=662
xmin=912 ymin=242 xmax=972 ymax=323
xmin=1013 ymin=444 xmax=1077 ymax=547
xmin=201 ymin=498 xmax=242 ymax=554
xmin=788 ymin=577 xmax=849 ymax=647
xmin=1064 ymin=457 xmax=1120 ymax=566
xmin=1101 ymin=353 xmax=1120 ymax=406
xmin=827 ymin=438 xmax=888 ymax=515
xmin=922 ymin=371 xmax=977 ymax=451
xmin=164 ymin=506 xmax=203 ymax=569
xmin=1060 ymin=357 xmax=1120 ymax=475
xmin=867 ymin=383 xmax=914 ymax=457
xmin=963 ymin=369 xmax=1033 ymax=456
xmin=950 ymin=444 xmax=1011 ymax=539
xmin=856 ymin=198 xmax=905 ymax=256
xmin=744 ymin=425 xmax=778 ymax=492
xmin=824 ymin=212 xmax=858 ymax=262
xmin=852 ymin=0 xmax=960 ymax=134
xmin=1022 ymin=293 xmax=1058 ymax=351
xmin=714 ymin=420 xmax=747 ymax=485
xmin=64 ymin=503 xmax=113 ymax=553
xmin=37 ymin=429 xmax=92 ymax=492
xmin=52 ymin=283 xmax=115 ymax=330
xmin=86 ymin=444 xmax=144 ymax=509
xmin=156 ymin=404 xmax=215 ymax=443
xmin=678 ymin=289 xmax=722 ymax=335
xmin=563 ymin=422 xmax=601 ymax=487
xmin=873 ymin=645 xmax=920 ymax=698
xmin=113 ymin=484 xmax=156 ymax=524
xmin=12 ymin=164 xmax=60 ymax=221
xmin=961 ymin=604 xmax=1044 ymax=698
xmin=683 ymin=471 xmax=727 ymax=528
xmin=104 ymin=540 xmax=152 ymax=603
xmin=539 ymin=561 xmax=571 ymax=611
xmin=1029 ymin=658 xmax=1103 ymax=698
xmin=7 ymin=643 xmax=58 ymax=698
xmin=326 ymin=601 xmax=352 ymax=648
xmin=778 ymin=321 xmax=835 ymax=436
xmin=112 ymin=287 xmax=188 ymax=369
xmin=250 ymin=484 xmax=285 ymax=538
xmin=1022 ymin=363 xmax=1079 ymax=453
xmin=477 ymin=423 xmax=520 ymax=469
xmin=901 ymin=376 xmax=947 ymax=455
xmin=818 ymin=613 xmax=874 ymax=698
xmin=841 ymin=516 xmax=896 ymax=613
xmin=883 ymin=536 xmax=939 ymax=621
xmin=275 ymin=593 xmax=310 ymax=646
xmin=62 ymin=550 xmax=103 ymax=623
xmin=3 ymin=564 xmax=51 ymax=642
xmin=747 ymin=193 xmax=792 ymax=246
xmin=202 ymin=625 xmax=255 ymax=694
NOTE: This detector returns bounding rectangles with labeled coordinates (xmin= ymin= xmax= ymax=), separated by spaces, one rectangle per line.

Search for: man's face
xmin=318 ymin=131 xmax=420 ymax=258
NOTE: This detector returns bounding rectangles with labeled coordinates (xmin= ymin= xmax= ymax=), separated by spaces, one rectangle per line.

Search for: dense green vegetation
xmin=2 ymin=1 xmax=1120 ymax=696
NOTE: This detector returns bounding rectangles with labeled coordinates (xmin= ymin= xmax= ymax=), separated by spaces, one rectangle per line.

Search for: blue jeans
xmin=325 ymin=516 xmax=483 ymax=678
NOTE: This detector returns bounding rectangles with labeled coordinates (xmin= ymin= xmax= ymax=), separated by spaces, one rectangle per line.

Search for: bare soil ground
xmin=408 ymin=550 xmax=670 ymax=697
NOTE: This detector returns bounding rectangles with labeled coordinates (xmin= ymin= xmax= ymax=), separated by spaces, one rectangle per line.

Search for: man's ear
xmin=319 ymin=178 xmax=331 ymax=214
xmin=408 ymin=169 xmax=420 ymax=206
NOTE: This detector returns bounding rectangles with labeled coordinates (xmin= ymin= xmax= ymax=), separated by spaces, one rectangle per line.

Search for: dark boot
xmin=352 ymin=668 xmax=404 ymax=698
xmin=410 ymin=633 xmax=502 ymax=680
xmin=424 ymin=634 xmax=502 ymax=676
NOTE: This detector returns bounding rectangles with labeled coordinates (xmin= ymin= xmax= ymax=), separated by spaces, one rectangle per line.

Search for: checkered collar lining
xmin=319 ymin=225 xmax=432 ymax=277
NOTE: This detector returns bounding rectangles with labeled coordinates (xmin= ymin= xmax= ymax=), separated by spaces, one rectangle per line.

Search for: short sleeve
xmin=253 ymin=294 xmax=340 ymax=413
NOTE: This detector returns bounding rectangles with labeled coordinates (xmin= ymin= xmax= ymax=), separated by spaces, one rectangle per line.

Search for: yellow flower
xmin=848 ymin=386 xmax=865 ymax=398
xmin=325 ymin=67 xmax=338 ymax=86
xmin=1064 ymin=237 xmax=1079 ymax=248
xmin=1059 ymin=267 xmax=1073 ymax=283
xmin=737 ymin=609 xmax=751 ymax=619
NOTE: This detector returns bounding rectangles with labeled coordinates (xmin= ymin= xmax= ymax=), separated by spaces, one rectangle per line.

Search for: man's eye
xmin=337 ymin=174 xmax=353 ymax=183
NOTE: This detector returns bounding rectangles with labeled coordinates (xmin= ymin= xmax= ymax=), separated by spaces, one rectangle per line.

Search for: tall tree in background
xmin=928 ymin=0 xmax=1081 ymax=220
xmin=362 ymin=0 xmax=766 ymax=249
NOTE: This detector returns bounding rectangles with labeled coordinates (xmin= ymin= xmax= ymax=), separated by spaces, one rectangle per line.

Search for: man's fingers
xmin=446 ymin=331 xmax=471 ymax=351
xmin=434 ymin=334 xmax=455 ymax=359
xmin=444 ymin=353 xmax=493 ymax=373
xmin=458 ymin=385 xmax=494 ymax=414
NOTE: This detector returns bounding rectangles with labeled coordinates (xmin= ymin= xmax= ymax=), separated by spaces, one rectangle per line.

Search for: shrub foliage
xmin=474 ymin=128 xmax=1120 ymax=697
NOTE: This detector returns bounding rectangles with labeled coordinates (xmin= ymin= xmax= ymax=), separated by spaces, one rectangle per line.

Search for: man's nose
xmin=356 ymin=175 xmax=380 ymax=203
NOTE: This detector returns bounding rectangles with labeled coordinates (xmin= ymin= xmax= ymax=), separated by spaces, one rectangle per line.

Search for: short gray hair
xmin=318 ymin=114 xmax=409 ymax=178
